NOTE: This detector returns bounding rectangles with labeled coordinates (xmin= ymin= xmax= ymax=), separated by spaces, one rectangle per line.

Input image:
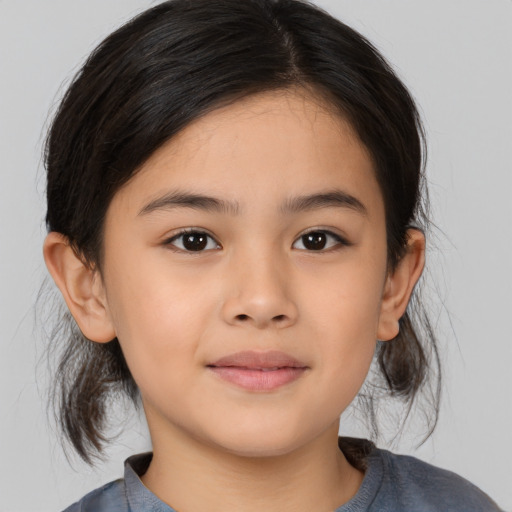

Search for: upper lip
xmin=208 ymin=350 xmax=308 ymax=369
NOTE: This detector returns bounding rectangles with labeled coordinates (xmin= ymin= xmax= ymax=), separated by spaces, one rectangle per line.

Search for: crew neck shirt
xmin=62 ymin=437 xmax=503 ymax=511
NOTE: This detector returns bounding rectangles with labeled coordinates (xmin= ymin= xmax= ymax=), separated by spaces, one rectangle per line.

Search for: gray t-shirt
xmin=62 ymin=438 xmax=503 ymax=511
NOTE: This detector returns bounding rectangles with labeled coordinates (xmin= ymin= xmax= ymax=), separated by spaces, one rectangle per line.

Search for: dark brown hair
xmin=44 ymin=0 xmax=440 ymax=463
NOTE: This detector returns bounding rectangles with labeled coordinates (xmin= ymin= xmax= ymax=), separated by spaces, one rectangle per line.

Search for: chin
xmin=204 ymin=422 xmax=317 ymax=459
xmin=222 ymin=440 xmax=301 ymax=459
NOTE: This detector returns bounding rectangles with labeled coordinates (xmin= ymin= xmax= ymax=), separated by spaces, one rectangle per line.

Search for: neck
xmin=141 ymin=422 xmax=364 ymax=512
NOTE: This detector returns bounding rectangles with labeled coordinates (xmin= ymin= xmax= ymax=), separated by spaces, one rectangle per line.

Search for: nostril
xmin=236 ymin=313 xmax=287 ymax=323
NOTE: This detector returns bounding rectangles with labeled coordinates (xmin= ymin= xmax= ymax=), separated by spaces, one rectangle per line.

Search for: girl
xmin=40 ymin=0 xmax=504 ymax=510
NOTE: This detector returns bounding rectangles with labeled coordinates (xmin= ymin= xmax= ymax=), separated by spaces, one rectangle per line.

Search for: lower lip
xmin=208 ymin=366 xmax=307 ymax=391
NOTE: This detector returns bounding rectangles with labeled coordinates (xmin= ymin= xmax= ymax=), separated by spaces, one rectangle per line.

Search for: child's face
xmin=99 ymin=89 xmax=396 ymax=456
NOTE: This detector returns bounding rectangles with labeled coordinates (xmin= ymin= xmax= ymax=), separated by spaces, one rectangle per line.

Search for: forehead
xmin=110 ymin=89 xmax=383 ymax=219
xmin=145 ymin=89 xmax=366 ymax=173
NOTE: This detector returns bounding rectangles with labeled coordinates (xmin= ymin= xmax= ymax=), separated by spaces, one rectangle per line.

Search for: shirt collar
xmin=124 ymin=453 xmax=177 ymax=511
xmin=122 ymin=439 xmax=383 ymax=512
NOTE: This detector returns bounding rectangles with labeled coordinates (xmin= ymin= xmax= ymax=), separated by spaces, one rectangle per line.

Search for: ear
xmin=43 ymin=232 xmax=116 ymax=343
xmin=377 ymin=229 xmax=425 ymax=341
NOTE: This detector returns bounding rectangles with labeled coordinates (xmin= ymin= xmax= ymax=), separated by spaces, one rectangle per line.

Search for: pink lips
xmin=207 ymin=350 xmax=308 ymax=391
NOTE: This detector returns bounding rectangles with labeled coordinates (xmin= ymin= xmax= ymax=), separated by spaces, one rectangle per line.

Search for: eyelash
xmin=164 ymin=228 xmax=351 ymax=253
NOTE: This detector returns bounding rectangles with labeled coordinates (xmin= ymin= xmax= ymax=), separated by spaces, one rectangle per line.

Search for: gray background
xmin=1 ymin=1 xmax=511 ymax=510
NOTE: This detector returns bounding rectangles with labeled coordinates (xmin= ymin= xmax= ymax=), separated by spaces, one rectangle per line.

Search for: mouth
xmin=207 ymin=350 xmax=309 ymax=391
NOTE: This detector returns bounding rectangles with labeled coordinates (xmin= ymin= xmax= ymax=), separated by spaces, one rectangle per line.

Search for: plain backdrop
xmin=0 ymin=1 xmax=511 ymax=511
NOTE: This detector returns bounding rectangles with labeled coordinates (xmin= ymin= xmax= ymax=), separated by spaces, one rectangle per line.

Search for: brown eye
xmin=168 ymin=231 xmax=220 ymax=252
xmin=293 ymin=230 xmax=346 ymax=251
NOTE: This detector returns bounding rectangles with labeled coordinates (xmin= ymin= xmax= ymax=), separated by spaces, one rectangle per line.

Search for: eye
xmin=292 ymin=230 xmax=348 ymax=251
xmin=166 ymin=230 xmax=220 ymax=252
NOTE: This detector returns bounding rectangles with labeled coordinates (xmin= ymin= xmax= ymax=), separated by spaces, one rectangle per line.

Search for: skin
xmin=44 ymin=89 xmax=425 ymax=512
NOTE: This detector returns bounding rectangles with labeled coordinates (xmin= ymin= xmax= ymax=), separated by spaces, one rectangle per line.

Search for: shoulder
xmin=61 ymin=478 xmax=128 ymax=512
xmin=373 ymin=448 xmax=503 ymax=511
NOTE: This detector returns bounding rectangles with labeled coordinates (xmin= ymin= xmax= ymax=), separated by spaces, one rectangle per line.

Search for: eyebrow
xmin=138 ymin=188 xmax=367 ymax=217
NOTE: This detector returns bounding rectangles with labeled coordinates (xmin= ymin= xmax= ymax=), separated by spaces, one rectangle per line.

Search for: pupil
xmin=303 ymin=232 xmax=326 ymax=250
xmin=183 ymin=233 xmax=207 ymax=251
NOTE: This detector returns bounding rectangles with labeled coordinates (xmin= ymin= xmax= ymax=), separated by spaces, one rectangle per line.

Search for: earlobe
xmin=377 ymin=229 xmax=425 ymax=341
xmin=43 ymin=232 xmax=116 ymax=343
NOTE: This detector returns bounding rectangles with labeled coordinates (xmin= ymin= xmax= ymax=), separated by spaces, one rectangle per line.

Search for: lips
xmin=209 ymin=350 xmax=307 ymax=369
xmin=207 ymin=350 xmax=308 ymax=391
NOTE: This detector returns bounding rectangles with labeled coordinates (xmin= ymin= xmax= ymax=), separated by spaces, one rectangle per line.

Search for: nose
xmin=221 ymin=249 xmax=299 ymax=330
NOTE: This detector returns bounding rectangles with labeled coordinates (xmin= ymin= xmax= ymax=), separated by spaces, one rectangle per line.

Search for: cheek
xmin=303 ymin=252 xmax=386 ymax=337
xmin=103 ymin=256 xmax=209 ymax=386
xmin=300 ymin=251 xmax=386 ymax=389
